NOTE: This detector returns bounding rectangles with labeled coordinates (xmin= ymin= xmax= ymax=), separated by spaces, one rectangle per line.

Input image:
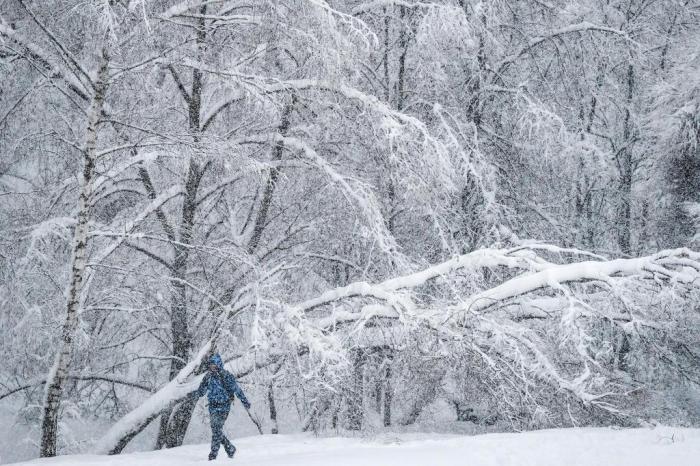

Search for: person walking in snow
xmin=190 ymin=353 xmax=251 ymax=461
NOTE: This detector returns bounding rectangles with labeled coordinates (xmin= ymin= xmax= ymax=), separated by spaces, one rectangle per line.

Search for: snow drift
xmin=6 ymin=427 xmax=700 ymax=466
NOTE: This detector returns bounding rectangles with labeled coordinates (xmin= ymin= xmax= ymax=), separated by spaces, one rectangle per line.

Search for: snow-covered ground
xmin=6 ymin=427 xmax=700 ymax=466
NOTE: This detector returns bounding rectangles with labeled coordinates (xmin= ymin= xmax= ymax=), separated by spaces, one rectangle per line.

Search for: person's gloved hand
xmin=243 ymin=400 xmax=251 ymax=410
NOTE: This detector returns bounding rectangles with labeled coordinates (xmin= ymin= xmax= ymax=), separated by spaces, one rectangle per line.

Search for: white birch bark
xmin=39 ymin=49 xmax=110 ymax=458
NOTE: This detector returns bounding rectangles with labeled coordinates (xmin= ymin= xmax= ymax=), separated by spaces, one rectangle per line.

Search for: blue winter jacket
xmin=191 ymin=354 xmax=250 ymax=413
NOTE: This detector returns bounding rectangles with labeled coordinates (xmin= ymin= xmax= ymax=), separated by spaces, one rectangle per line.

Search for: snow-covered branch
xmin=498 ymin=22 xmax=628 ymax=72
xmin=94 ymin=341 xmax=212 ymax=455
xmin=282 ymin=246 xmax=699 ymax=408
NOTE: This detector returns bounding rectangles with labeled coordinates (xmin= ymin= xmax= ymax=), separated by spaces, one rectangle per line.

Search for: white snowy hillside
xmin=8 ymin=428 xmax=700 ymax=466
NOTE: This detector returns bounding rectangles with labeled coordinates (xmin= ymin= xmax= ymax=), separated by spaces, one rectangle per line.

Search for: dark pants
xmin=209 ymin=409 xmax=235 ymax=458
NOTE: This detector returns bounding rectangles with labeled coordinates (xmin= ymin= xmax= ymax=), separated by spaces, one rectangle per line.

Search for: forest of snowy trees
xmin=0 ymin=0 xmax=699 ymax=462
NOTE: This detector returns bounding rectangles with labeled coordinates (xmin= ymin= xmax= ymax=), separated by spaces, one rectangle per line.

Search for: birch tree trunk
xmin=39 ymin=49 xmax=110 ymax=458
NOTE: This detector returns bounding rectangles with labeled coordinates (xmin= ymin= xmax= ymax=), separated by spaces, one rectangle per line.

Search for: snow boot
xmin=208 ymin=452 xmax=217 ymax=461
xmin=225 ymin=445 xmax=236 ymax=458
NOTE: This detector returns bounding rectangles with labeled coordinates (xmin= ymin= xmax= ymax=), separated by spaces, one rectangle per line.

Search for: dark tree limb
xmin=0 ymin=374 xmax=153 ymax=401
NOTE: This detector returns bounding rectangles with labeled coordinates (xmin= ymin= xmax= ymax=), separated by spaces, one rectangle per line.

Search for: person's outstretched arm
xmin=224 ymin=372 xmax=250 ymax=409
xmin=190 ymin=373 xmax=209 ymax=400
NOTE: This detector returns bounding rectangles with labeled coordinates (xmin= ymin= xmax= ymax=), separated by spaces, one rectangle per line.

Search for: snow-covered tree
xmin=1 ymin=0 xmax=699 ymax=462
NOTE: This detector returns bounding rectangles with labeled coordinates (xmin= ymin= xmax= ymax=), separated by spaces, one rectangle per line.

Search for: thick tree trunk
xmin=157 ymin=8 xmax=210 ymax=446
xmin=383 ymin=8 xmax=390 ymax=102
xmin=154 ymin=411 xmax=171 ymax=450
xmin=40 ymin=50 xmax=110 ymax=458
xmin=247 ymin=101 xmax=294 ymax=254
xmin=164 ymin=397 xmax=198 ymax=447
xmin=617 ymin=62 xmax=635 ymax=256
xmin=616 ymin=331 xmax=632 ymax=372
xmin=395 ymin=5 xmax=408 ymax=112
xmin=268 ymin=383 xmax=279 ymax=434
xmin=383 ymin=363 xmax=392 ymax=427
xmin=346 ymin=349 xmax=365 ymax=430
xmin=573 ymin=89 xmax=597 ymax=248
xmin=157 ymin=160 xmax=204 ymax=448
